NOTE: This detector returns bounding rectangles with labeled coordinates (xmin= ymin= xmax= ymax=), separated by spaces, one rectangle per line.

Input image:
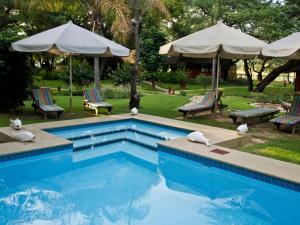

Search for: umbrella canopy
xmin=11 ymin=21 xmax=130 ymax=112
xmin=160 ymin=21 xmax=266 ymax=113
xmin=160 ymin=20 xmax=266 ymax=59
xmin=12 ymin=21 xmax=130 ymax=57
xmin=261 ymin=32 xmax=300 ymax=59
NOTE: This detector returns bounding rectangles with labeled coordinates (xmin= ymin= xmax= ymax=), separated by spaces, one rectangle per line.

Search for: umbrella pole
xmin=212 ymin=57 xmax=216 ymax=90
xmin=69 ymin=55 xmax=73 ymax=113
xmin=215 ymin=54 xmax=220 ymax=114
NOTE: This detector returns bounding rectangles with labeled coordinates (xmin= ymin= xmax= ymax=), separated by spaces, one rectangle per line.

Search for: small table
xmin=229 ymin=107 xmax=280 ymax=124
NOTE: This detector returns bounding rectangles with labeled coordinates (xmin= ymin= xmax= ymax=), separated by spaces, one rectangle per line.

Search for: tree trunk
xmin=255 ymin=60 xmax=299 ymax=92
xmin=129 ymin=0 xmax=140 ymax=109
xmin=151 ymin=79 xmax=156 ymax=89
xmin=296 ymin=71 xmax=300 ymax=92
xmin=257 ymin=71 xmax=263 ymax=82
xmin=243 ymin=60 xmax=253 ymax=92
xmin=91 ymin=11 xmax=104 ymax=91
xmin=94 ymin=57 xmax=107 ymax=90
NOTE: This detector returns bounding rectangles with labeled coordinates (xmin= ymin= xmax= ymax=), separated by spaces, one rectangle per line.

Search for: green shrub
xmin=253 ymin=88 xmax=293 ymax=103
xmin=179 ymin=90 xmax=187 ymax=96
xmin=42 ymin=70 xmax=65 ymax=80
xmin=156 ymin=71 xmax=174 ymax=83
xmin=174 ymin=69 xmax=189 ymax=83
xmin=0 ymin=28 xmax=33 ymax=111
xmin=195 ymin=74 xmax=212 ymax=89
xmin=108 ymin=62 xmax=132 ymax=86
xmin=62 ymin=59 xmax=93 ymax=87
xmin=102 ymin=86 xmax=131 ymax=99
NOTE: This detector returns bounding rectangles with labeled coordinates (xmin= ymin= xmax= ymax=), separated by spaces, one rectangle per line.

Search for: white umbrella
xmin=160 ymin=21 xmax=266 ymax=112
xmin=261 ymin=32 xmax=300 ymax=59
xmin=11 ymin=21 xmax=130 ymax=112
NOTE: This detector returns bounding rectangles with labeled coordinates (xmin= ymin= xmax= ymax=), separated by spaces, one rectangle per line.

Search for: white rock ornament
xmin=10 ymin=118 xmax=22 ymax=130
xmin=237 ymin=124 xmax=248 ymax=135
xmin=187 ymin=131 xmax=210 ymax=146
xmin=131 ymin=107 xmax=138 ymax=116
xmin=10 ymin=131 xmax=35 ymax=142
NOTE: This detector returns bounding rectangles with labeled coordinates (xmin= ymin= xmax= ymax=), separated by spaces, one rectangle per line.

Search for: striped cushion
xmin=83 ymin=88 xmax=102 ymax=103
xmin=39 ymin=104 xmax=64 ymax=112
xmin=271 ymin=115 xmax=300 ymax=126
xmin=200 ymin=90 xmax=218 ymax=107
xmin=290 ymin=95 xmax=300 ymax=116
xmin=32 ymin=88 xmax=54 ymax=106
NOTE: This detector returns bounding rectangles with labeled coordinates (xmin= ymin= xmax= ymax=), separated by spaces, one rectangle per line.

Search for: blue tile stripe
xmin=158 ymin=144 xmax=300 ymax=192
xmin=44 ymin=118 xmax=132 ymax=133
xmin=0 ymin=144 xmax=73 ymax=162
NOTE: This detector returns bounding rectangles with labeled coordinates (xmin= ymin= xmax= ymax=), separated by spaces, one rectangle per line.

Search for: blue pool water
xmin=0 ymin=119 xmax=300 ymax=225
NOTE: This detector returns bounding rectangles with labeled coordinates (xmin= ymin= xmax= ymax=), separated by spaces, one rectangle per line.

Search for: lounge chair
xmin=32 ymin=88 xmax=64 ymax=120
xmin=178 ymin=90 xmax=223 ymax=117
xmin=270 ymin=94 xmax=300 ymax=135
xmin=229 ymin=108 xmax=279 ymax=124
xmin=83 ymin=88 xmax=113 ymax=115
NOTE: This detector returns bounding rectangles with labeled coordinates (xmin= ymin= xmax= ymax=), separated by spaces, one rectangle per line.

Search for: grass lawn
xmin=240 ymin=137 xmax=300 ymax=165
xmin=1 ymin=83 xmax=299 ymax=165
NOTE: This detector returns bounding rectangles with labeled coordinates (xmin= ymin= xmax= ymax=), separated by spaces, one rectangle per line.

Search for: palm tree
xmin=29 ymin=0 xmax=131 ymax=90
xmin=128 ymin=0 xmax=170 ymax=108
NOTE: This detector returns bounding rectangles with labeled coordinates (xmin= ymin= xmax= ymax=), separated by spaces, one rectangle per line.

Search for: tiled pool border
xmin=158 ymin=144 xmax=300 ymax=192
xmin=0 ymin=143 xmax=73 ymax=162
xmin=43 ymin=118 xmax=193 ymax=134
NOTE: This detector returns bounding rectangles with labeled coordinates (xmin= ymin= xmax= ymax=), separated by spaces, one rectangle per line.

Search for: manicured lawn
xmin=240 ymin=137 xmax=300 ymax=165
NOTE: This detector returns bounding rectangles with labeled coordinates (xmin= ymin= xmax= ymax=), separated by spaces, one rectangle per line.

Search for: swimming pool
xmin=0 ymin=119 xmax=299 ymax=225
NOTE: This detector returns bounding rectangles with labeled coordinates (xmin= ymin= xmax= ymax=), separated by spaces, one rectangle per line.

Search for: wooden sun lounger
xmin=83 ymin=88 xmax=113 ymax=115
xmin=178 ymin=90 xmax=223 ymax=118
xmin=270 ymin=94 xmax=300 ymax=135
xmin=32 ymin=88 xmax=64 ymax=120
xmin=229 ymin=107 xmax=279 ymax=124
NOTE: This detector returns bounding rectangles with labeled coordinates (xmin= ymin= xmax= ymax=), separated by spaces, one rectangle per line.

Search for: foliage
xmin=150 ymin=70 xmax=189 ymax=84
xmin=173 ymin=69 xmax=189 ymax=83
xmin=140 ymin=27 xmax=166 ymax=74
xmin=253 ymin=88 xmax=293 ymax=104
xmin=0 ymin=6 xmax=33 ymax=111
xmin=195 ymin=75 xmax=212 ymax=89
xmin=62 ymin=59 xmax=94 ymax=87
xmin=37 ymin=69 xmax=65 ymax=80
xmin=108 ymin=62 xmax=133 ymax=86
xmin=179 ymin=90 xmax=187 ymax=96
xmin=102 ymin=86 xmax=131 ymax=99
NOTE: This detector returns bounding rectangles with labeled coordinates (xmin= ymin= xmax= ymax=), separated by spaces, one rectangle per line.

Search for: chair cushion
xmin=88 ymin=102 xmax=112 ymax=109
xmin=271 ymin=115 xmax=300 ymax=126
xmin=83 ymin=88 xmax=102 ymax=103
xmin=39 ymin=104 xmax=64 ymax=112
xmin=178 ymin=104 xmax=211 ymax=112
xmin=32 ymin=88 xmax=54 ymax=105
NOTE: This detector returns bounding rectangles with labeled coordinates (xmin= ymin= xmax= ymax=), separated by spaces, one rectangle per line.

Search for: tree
xmin=0 ymin=1 xmax=33 ymax=110
xmin=29 ymin=0 xmax=132 ymax=91
xmin=78 ymin=0 xmax=131 ymax=91
xmin=129 ymin=0 xmax=170 ymax=108
xmin=140 ymin=26 xmax=166 ymax=89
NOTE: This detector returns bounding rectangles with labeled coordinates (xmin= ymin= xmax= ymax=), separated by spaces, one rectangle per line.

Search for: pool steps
xmin=68 ymin=127 xmax=167 ymax=142
xmin=70 ymin=128 xmax=168 ymax=152
xmin=73 ymin=137 xmax=158 ymax=151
